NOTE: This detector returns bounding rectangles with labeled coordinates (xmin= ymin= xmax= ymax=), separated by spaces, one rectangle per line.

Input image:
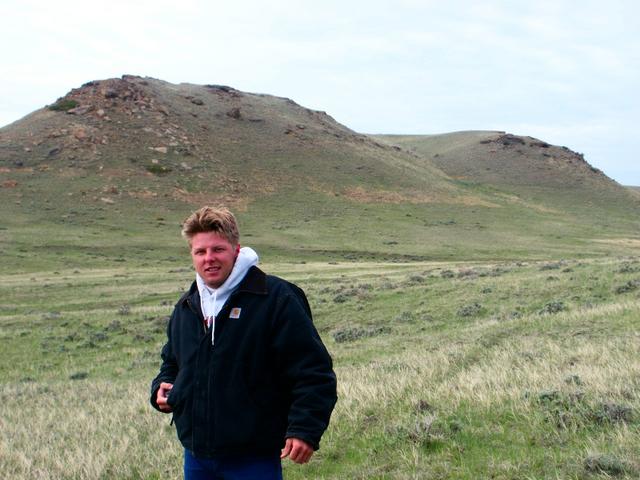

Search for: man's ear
xmin=235 ymin=244 xmax=241 ymax=256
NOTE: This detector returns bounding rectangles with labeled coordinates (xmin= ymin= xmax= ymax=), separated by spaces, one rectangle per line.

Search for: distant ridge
xmin=375 ymin=131 xmax=618 ymax=190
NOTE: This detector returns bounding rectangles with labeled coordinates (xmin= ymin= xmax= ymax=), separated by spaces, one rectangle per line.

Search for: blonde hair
xmin=181 ymin=206 xmax=239 ymax=245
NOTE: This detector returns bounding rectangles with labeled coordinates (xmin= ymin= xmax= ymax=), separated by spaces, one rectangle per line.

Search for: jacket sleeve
xmin=150 ymin=309 xmax=179 ymax=412
xmin=271 ymin=284 xmax=337 ymax=450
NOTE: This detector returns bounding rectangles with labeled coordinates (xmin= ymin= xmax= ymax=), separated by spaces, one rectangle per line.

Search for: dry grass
xmin=2 ymin=258 xmax=639 ymax=479
xmin=0 ymin=377 xmax=182 ymax=479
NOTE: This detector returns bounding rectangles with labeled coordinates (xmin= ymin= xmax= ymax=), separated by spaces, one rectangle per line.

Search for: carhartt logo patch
xmin=229 ymin=307 xmax=242 ymax=319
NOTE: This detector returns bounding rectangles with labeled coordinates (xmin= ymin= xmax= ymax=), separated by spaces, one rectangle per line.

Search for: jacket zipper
xmin=186 ymin=298 xmax=207 ymax=335
xmin=185 ymin=292 xmax=237 ymax=453
xmin=186 ymin=297 xmax=207 ymax=451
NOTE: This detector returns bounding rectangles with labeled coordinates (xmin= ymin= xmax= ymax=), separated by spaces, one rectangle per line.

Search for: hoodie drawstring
xmin=211 ymin=290 xmax=217 ymax=345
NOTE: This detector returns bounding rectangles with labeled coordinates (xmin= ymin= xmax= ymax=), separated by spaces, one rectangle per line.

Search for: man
xmin=150 ymin=206 xmax=337 ymax=479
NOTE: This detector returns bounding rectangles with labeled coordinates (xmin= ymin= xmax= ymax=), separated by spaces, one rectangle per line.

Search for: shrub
xmin=538 ymin=301 xmax=565 ymax=315
xmin=592 ymin=402 xmax=634 ymax=424
xmin=106 ymin=320 xmax=123 ymax=332
xmin=395 ymin=311 xmax=415 ymax=323
xmin=406 ymin=415 xmax=437 ymax=443
xmin=535 ymin=389 xmax=589 ymax=429
xmin=407 ymin=274 xmax=426 ymax=284
xmin=333 ymin=286 xmax=371 ymax=303
xmin=333 ymin=293 xmax=349 ymax=304
xmin=615 ymin=279 xmax=640 ymax=294
xmin=564 ymin=374 xmax=582 ymax=386
xmin=90 ymin=332 xmax=109 ymax=342
xmin=618 ymin=263 xmax=639 ymax=273
xmin=48 ymin=99 xmax=79 ymax=111
xmin=584 ymin=454 xmax=629 ymax=475
xmin=540 ymin=262 xmax=562 ymax=271
xmin=457 ymin=303 xmax=483 ymax=317
xmin=457 ymin=268 xmax=477 ymax=279
xmin=145 ymin=164 xmax=173 ymax=175
xmin=332 ymin=326 xmax=391 ymax=343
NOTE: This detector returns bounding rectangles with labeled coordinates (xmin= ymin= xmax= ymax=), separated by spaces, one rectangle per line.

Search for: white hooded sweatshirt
xmin=195 ymin=246 xmax=259 ymax=345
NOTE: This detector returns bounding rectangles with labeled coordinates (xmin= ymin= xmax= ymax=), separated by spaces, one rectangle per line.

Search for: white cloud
xmin=1 ymin=0 xmax=639 ymax=184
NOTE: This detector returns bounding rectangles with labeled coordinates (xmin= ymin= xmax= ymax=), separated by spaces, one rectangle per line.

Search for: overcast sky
xmin=1 ymin=0 xmax=638 ymax=185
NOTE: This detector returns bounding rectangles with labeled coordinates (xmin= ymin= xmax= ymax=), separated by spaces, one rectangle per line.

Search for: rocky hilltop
xmin=377 ymin=131 xmax=619 ymax=191
xmin=1 ymin=75 xmax=458 ymax=210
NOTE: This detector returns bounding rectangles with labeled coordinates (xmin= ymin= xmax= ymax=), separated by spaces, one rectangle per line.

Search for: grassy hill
xmin=374 ymin=131 xmax=611 ymax=187
xmin=1 ymin=78 xmax=639 ymax=479
xmin=1 ymin=78 xmax=639 ymax=274
xmin=375 ymin=131 xmax=640 ymax=208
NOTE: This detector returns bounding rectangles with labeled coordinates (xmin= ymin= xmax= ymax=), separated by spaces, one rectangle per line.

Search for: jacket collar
xmin=180 ymin=265 xmax=268 ymax=306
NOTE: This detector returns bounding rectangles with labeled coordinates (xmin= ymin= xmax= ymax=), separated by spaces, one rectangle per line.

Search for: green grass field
xmin=2 ymin=252 xmax=639 ymax=479
xmin=2 ymin=77 xmax=639 ymax=478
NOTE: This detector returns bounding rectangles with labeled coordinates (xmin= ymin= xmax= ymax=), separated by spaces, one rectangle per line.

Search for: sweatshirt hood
xmin=196 ymin=246 xmax=259 ymax=301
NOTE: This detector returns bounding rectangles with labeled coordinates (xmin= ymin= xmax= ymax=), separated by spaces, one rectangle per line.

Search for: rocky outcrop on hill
xmin=375 ymin=130 xmax=617 ymax=193
xmin=481 ymin=133 xmax=604 ymax=176
xmin=0 ymin=76 xmax=454 ymax=210
xmin=0 ymin=76 xmax=201 ymax=170
xmin=50 ymin=75 xmax=159 ymax=119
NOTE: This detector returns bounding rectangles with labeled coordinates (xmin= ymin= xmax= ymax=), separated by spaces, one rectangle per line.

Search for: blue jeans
xmin=183 ymin=449 xmax=283 ymax=480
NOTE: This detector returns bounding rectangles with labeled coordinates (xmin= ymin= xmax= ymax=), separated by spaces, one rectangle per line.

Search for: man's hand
xmin=156 ymin=382 xmax=173 ymax=412
xmin=280 ymin=437 xmax=314 ymax=464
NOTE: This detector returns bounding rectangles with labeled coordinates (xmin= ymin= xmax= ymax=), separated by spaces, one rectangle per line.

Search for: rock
xmin=100 ymin=197 xmax=115 ymax=204
xmin=96 ymin=109 xmax=106 ymax=117
xmin=48 ymin=146 xmax=62 ymax=157
xmin=72 ymin=127 xmax=87 ymax=140
xmin=2 ymin=180 xmax=18 ymax=188
xmin=67 ymin=105 xmax=93 ymax=115
xmin=191 ymin=98 xmax=204 ymax=106
xmin=498 ymin=134 xmax=525 ymax=146
xmin=227 ymin=107 xmax=241 ymax=119
xmin=150 ymin=146 xmax=168 ymax=154
xmin=103 ymin=88 xmax=118 ymax=99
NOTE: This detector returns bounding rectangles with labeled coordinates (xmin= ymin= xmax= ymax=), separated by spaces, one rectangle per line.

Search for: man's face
xmin=190 ymin=231 xmax=239 ymax=289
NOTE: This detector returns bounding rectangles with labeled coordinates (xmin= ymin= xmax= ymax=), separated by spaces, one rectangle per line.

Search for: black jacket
xmin=150 ymin=266 xmax=337 ymax=457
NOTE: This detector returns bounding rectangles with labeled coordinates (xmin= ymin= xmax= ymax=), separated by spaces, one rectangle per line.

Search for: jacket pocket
xmin=213 ymin=381 xmax=287 ymax=451
xmin=167 ymin=368 xmax=191 ymax=412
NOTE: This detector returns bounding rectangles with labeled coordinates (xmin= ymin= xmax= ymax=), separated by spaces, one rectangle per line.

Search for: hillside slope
xmin=0 ymin=76 xmax=458 ymax=206
xmin=376 ymin=131 xmax=635 ymax=197
xmin=1 ymin=78 xmax=639 ymax=270
xmin=376 ymin=131 xmax=640 ymax=228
